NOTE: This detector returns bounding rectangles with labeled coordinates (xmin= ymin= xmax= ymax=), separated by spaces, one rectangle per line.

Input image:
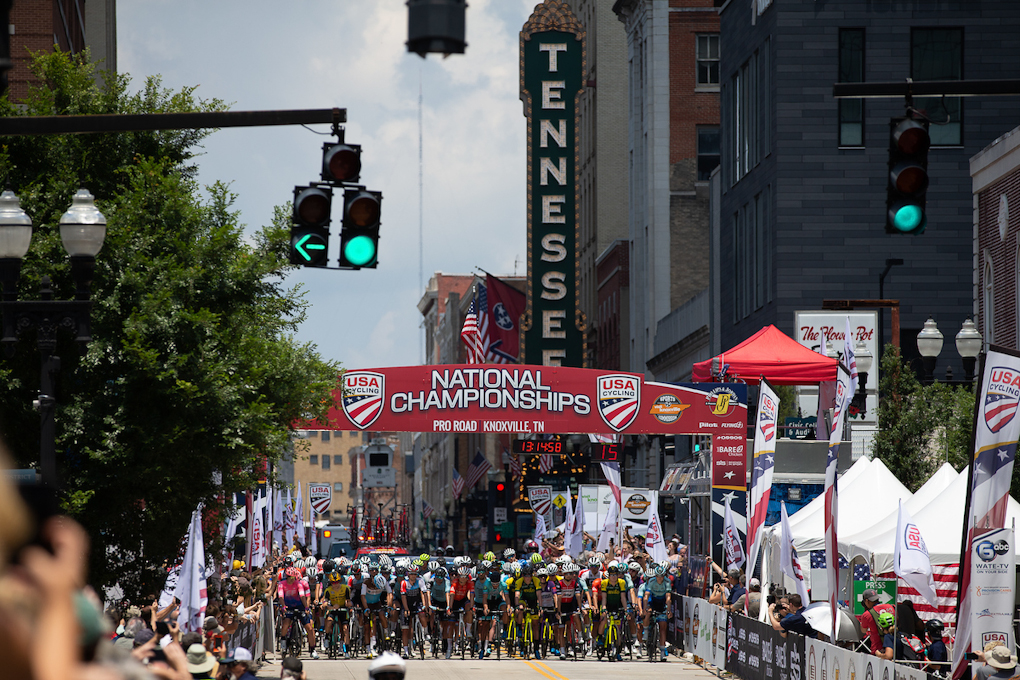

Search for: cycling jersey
xmin=401 ymin=576 xmax=425 ymax=598
xmin=601 ymin=577 xmax=628 ymax=609
xmin=324 ymin=582 xmax=351 ymax=608
xmin=644 ymin=577 xmax=670 ymax=600
xmin=450 ymin=577 xmax=473 ymax=601
xmin=514 ymin=576 xmax=541 ymax=604
xmin=472 ymin=577 xmax=494 ymax=603
xmin=556 ymin=576 xmax=585 ymax=602
xmin=539 ymin=577 xmax=558 ymax=609
xmin=361 ymin=579 xmax=393 ymax=605
xmin=278 ymin=579 xmax=310 ymax=609
xmin=429 ymin=576 xmax=450 ymax=604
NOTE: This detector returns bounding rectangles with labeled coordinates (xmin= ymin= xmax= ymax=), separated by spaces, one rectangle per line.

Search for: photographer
xmin=768 ymin=593 xmax=816 ymax=638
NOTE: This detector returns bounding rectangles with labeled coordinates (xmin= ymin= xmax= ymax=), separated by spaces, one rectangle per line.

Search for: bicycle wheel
xmin=646 ymin=623 xmax=656 ymax=663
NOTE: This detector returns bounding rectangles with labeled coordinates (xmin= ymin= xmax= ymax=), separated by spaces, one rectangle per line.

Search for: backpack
xmin=898 ymin=633 xmax=926 ymax=661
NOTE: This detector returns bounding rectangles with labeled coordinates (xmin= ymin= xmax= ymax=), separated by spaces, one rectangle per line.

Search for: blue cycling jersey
xmin=361 ymin=579 xmax=392 ymax=604
xmin=429 ymin=576 xmax=450 ymax=602
xmin=473 ymin=577 xmax=494 ymax=603
xmin=644 ymin=577 xmax=671 ymax=599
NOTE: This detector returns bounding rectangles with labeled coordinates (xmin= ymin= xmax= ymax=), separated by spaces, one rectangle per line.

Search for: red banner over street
xmin=318 ymin=364 xmax=747 ymax=435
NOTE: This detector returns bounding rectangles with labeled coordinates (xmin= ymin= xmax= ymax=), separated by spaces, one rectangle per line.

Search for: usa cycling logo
xmin=984 ymin=367 xmax=1020 ymax=433
xmin=341 ymin=371 xmax=385 ymax=429
xmin=759 ymin=393 xmax=777 ymax=442
xmin=598 ymin=375 xmax=640 ymax=432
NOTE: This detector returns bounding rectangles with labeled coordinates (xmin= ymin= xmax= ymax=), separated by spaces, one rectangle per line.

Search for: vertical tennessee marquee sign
xmin=520 ymin=0 xmax=587 ymax=367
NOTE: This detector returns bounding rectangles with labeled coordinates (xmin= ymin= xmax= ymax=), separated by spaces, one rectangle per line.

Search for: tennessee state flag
xmin=485 ymin=274 xmax=527 ymax=362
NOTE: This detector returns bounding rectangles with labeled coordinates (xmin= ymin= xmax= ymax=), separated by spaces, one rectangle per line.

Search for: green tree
xmin=872 ymin=344 xmax=972 ymax=491
xmin=0 ymin=51 xmax=339 ymax=596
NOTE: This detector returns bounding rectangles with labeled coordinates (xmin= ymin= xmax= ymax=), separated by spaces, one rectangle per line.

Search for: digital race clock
xmin=511 ymin=439 xmax=564 ymax=454
xmin=590 ymin=442 xmax=621 ymax=462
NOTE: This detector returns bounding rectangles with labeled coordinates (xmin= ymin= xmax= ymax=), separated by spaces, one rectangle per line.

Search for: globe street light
xmin=916 ymin=318 xmax=944 ymax=383
xmin=955 ymin=318 xmax=982 ymax=383
xmin=0 ymin=188 xmax=106 ymax=487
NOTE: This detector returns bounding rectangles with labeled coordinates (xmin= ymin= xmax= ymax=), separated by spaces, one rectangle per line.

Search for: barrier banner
xmin=684 ymin=596 xmax=726 ymax=669
xmin=727 ymin=606 xmax=804 ymax=680
xmin=970 ymin=526 xmax=1016 ymax=652
xmin=806 ymin=635 xmax=917 ymax=680
xmin=321 ymin=365 xmax=747 ymax=435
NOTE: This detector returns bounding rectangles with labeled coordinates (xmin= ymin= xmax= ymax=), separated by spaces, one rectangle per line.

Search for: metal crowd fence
xmin=223 ymin=602 xmax=275 ymax=663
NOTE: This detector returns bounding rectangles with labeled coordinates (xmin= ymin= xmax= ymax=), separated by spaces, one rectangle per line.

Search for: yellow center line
xmin=522 ymin=659 xmax=562 ymax=680
xmin=535 ymin=660 xmax=570 ymax=680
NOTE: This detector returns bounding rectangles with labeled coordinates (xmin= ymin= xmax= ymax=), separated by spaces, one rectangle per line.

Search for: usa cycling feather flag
xmin=747 ymin=378 xmax=779 ymax=581
xmin=954 ymin=346 xmax=1020 ymax=679
xmin=825 ymin=363 xmax=852 ymax=643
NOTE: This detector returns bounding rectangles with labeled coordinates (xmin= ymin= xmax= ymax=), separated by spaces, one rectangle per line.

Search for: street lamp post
xmin=851 ymin=339 xmax=874 ymax=416
xmin=0 ymin=189 xmax=106 ymax=488
xmin=915 ymin=317 xmax=982 ymax=386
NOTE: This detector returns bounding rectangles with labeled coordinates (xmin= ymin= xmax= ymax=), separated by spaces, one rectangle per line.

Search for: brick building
xmin=972 ymin=125 xmax=1020 ymax=350
xmin=7 ymin=1 xmax=116 ymax=101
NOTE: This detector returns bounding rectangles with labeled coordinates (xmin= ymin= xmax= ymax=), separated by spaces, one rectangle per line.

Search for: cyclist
xmin=323 ymin=569 xmax=353 ymax=658
xmin=626 ymin=561 xmax=643 ymax=653
xmin=362 ymin=566 xmax=394 ymax=659
xmin=277 ymin=567 xmax=319 ymax=659
xmin=598 ymin=564 xmax=629 ymax=661
xmin=514 ymin=562 xmax=544 ymax=660
xmin=642 ymin=565 xmax=671 ymax=661
xmin=447 ymin=566 xmax=474 ymax=657
xmin=400 ymin=562 xmax=428 ymax=659
xmin=471 ymin=561 xmax=496 ymax=659
xmin=522 ymin=539 xmax=541 ymax=563
xmin=556 ymin=563 xmax=586 ymax=658
xmin=425 ymin=565 xmax=453 ymax=659
xmin=479 ymin=560 xmax=504 ymax=658
xmin=538 ymin=565 xmax=562 ymax=658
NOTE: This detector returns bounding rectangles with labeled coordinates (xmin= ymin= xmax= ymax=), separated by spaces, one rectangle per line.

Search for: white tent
xmin=847 ymin=465 xmax=1020 ymax=574
xmin=782 ymin=457 xmax=871 ymax=535
xmin=838 ymin=461 xmax=959 ymax=562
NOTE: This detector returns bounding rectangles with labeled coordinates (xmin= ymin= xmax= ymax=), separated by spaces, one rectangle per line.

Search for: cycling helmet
xmin=525 ymin=539 xmax=539 ymax=551
xmin=428 ymin=560 xmax=440 ymax=572
xmin=521 ymin=563 xmax=534 ymax=576
xmin=395 ymin=565 xmax=407 ymax=576
xmin=628 ymin=561 xmax=641 ymax=572
xmin=453 ymin=556 xmax=466 ymax=567
xmin=877 ymin=611 xmax=895 ymax=629
xmin=588 ymin=555 xmax=602 ymax=567
xmin=545 ymin=563 xmax=559 ymax=575
xmin=408 ymin=563 xmax=420 ymax=575
xmin=536 ymin=567 xmax=548 ymax=577
xmin=419 ymin=553 xmax=431 ymax=563
xmin=329 ymin=571 xmax=343 ymax=583
xmin=285 ymin=567 xmax=300 ymax=579
xmin=374 ymin=574 xmax=388 ymax=590
xmin=644 ymin=567 xmax=656 ymax=579
xmin=483 ymin=551 xmax=496 ymax=561
xmin=654 ymin=564 xmax=667 ymax=577
xmin=503 ymin=548 xmax=517 ymax=560
xmin=457 ymin=566 xmax=471 ymax=577
xmin=480 ymin=560 xmax=493 ymax=570
xmin=502 ymin=562 xmax=514 ymax=575
xmin=530 ymin=553 xmax=543 ymax=564
xmin=445 ymin=546 xmax=455 ymax=556
xmin=607 ymin=564 xmax=620 ymax=575
xmin=368 ymin=651 xmax=406 ymax=678
xmin=512 ymin=563 xmax=522 ymax=576
xmin=434 ymin=566 xmax=448 ymax=578
xmin=283 ymin=555 xmax=295 ymax=566
xmin=322 ymin=559 xmax=334 ymax=574
xmin=378 ymin=554 xmax=393 ymax=568
xmin=306 ymin=566 xmax=319 ymax=579
xmin=368 ymin=562 xmax=380 ymax=571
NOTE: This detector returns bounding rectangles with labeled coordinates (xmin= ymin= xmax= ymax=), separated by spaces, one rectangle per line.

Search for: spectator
xmin=975 ymin=645 xmax=1019 ymax=680
xmin=734 ymin=578 xmax=762 ymax=618
xmin=220 ymin=647 xmax=256 ymax=680
xmin=114 ymin=617 xmax=146 ymax=651
xmin=925 ymin=619 xmax=947 ymax=667
xmin=281 ymin=655 xmax=304 ymax=680
xmin=858 ymin=589 xmax=895 ymax=655
xmin=768 ymin=593 xmax=816 ymax=638
xmin=186 ymin=642 xmax=217 ymax=679
xmin=875 ymin=611 xmax=895 ymax=660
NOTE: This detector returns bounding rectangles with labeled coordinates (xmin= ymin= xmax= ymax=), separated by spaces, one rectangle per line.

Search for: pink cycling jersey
xmin=277 ymin=579 xmax=310 ymax=608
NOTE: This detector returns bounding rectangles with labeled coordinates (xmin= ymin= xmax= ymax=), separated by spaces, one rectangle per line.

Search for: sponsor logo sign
xmin=341 ymin=371 xmax=385 ymax=429
xmin=598 ymin=374 xmax=641 ymax=431
xmin=308 ymin=484 xmax=331 ymax=515
xmin=984 ymin=368 xmax=1020 ymax=433
xmin=650 ymin=393 xmax=690 ymax=424
xmin=624 ymin=493 xmax=651 ymax=515
xmin=707 ymin=387 xmax=740 ymax=417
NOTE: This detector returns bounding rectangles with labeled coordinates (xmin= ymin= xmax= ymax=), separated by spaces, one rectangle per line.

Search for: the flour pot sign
xmin=309 ymin=484 xmax=332 ymax=515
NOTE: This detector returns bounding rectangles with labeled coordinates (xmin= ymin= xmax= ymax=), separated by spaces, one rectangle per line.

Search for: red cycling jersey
xmin=450 ymin=577 xmax=474 ymax=600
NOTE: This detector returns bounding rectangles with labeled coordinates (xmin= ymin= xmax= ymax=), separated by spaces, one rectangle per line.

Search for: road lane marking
xmin=522 ymin=659 xmax=562 ymax=680
xmin=535 ymin=661 xmax=570 ymax=680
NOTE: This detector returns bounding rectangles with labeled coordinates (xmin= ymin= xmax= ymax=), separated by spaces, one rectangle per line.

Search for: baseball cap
xmin=862 ymin=588 xmax=879 ymax=602
xmin=133 ymin=628 xmax=156 ymax=647
xmin=220 ymin=647 xmax=253 ymax=664
xmin=749 ymin=577 xmax=761 ymax=589
xmin=282 ymin=656 xmax=303 ymax=673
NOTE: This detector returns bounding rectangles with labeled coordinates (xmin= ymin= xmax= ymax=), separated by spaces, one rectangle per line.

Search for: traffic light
xmin=886 ymin=116 xmax=930 ymax=235
xmin=496 ymin=483 xmax=505 ymax=493
xmin=339 ymin=188 xmax=383 ymax=269
xmin=321 ymin=142 xmax=362 ymax=185
xmin=495 ymin=531 xmax=503 ymax=543
xmin=289 ymin=185 xmax=331 ymax=266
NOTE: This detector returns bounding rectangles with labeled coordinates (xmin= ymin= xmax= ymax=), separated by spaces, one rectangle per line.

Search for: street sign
xmin=552 ymin=492 xmax=568 ymax=509
xmin=853 ymin=578 xmax=896 ymax=616
xmin=494 ymin=507 xmax=507 ymax=524
xmin=784 ymin=416 xmax=816 ymax=439
xmin=308 ymin=483 xmax=332 ymax=515
xmin=4 ymin=469 xmax=36 ymax=484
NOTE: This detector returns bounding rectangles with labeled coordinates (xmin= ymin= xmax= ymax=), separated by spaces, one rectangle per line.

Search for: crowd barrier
xmin=679 ymin=596 xmax=946 ymax=680
xmin=224 ymin=603 xmax=275 ymax=662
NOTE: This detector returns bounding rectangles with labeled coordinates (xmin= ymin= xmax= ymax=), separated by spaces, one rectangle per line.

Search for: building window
xmin=334 ymin=455 xmax=343 ymax=466
xmin=697 ymin=127 xmax=720 ymax=180
xmin=309 ymin=455 xmax=318 ymax=465
xmin=838 ymin=28 xmax=865 ymax=147
xmin=730 ymin=50 xmax=760 ymax=183
xmin=334 ymin=482 xmax=344 ymax=492
xmin=911 ymin=27 xmax=963 ymax=145
xmin=985 ymin=259 xmax=994 ymax=348
xmin=697 ymin=35 xmax=720 ymax=87
xmin=321 ymin=510 xmax=331 ymax=519
xmin=321 ymin=431 xmax=330 ymax=442
xmin=322 ymin=454 xmax=331 ymax=470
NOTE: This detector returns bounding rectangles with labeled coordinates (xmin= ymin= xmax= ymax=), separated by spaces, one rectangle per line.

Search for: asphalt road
xmin=254 ymin=654 xmax=727 ymax=680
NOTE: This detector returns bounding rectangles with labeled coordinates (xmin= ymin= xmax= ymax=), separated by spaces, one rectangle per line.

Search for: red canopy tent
xmin=692 ymin=324 xmax=840 ymax=385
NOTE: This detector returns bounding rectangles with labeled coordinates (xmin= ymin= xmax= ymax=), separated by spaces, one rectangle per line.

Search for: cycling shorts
xmin=450 ymin=598 xmax=472 ymax=614
xmin=366 ymin=600 xmax=385 ymax=612
xmin=285 ymin=608 xmax=311 ymax=625
xmin=648 ymin=597 xmax=667 ymax=613
xmin=561 ymin=599 xmax=579 ymax=615
xmin=327 ymin=609 xmax=348 ymax=623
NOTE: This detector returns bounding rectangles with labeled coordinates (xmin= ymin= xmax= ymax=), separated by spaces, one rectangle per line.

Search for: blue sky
xmin=118 ymin=1 xmax=539 ymax=368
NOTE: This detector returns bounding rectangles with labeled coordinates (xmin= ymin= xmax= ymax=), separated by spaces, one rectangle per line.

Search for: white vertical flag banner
xmin=284 ymin=487 xmax=294 ymax=550
xmin=816 ymin=337 xmax=836 ymax=440
xmin=843 ymin=316 xmax=859 ymax=399
xmin=295 ymin=482 xmax=304 ymax=545
xmin=175 ymin=506 xmax=208 ymax=634
xmin=646 ymin=503 xmax=668 ymax=563
xmin=250 ymin=492 xmax=267 ymax=569
xmin=747 ymin=378 xmax=779 ymax=580
xmin=569 ymin=493 xmax=585 ymax=556
xmin=894 ymin=500 xmax=938 ymax=608
xmin=779 ymin=501 xmax=809 ymax=604
xmin=534 ymin=512 xmax=547 ymax=544
xmin=272 ymin=488 xmax=283 ymax=551
xmin=954 ymin=347 xmax=1020 ymax=679
xmin=597 ymin=498 xmax=618 ymax=553
xmin=723 ymin=498 xmax=746 ymax=570
xmin=825 ymin=363 xmax=852 ymax=642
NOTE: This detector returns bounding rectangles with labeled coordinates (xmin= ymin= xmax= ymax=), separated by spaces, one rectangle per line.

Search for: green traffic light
xmin=344 ymin=234 xmax=377 ymax=266
xmin=892 ymin=204 xmax=923 ymax=232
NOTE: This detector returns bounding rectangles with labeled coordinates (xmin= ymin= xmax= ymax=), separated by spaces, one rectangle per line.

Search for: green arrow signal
xmin=295 ymin=233 xmax=327 ymax=262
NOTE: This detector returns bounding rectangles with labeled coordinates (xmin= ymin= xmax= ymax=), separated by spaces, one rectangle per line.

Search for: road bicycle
xmin=348 ymin=607 xmax=365 ymax=658
xmin=282 ymin=607 xmax=305 ymax=658
xmin=325 ymin=609 xmax=346 ymax=659
xmin=603 ymin=608 xmax=624 ymax=662
xmin=411 ymin=609 xmax=428 ymax=660
xmin=518 ymin=607 xmax=541 ymax=660
xmin=646 ymin=610 xmax=669 ymax=662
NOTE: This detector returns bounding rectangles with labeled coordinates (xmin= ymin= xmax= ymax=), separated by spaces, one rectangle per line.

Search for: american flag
xmin=466 ymin=451 xmax=492 ymax=489
xmin=451 ymin=468 xmax=465 ymax=499
xmin=954 ymin=349 xmax=1020 ymax=679
xmin=539 ymin=454 xmax=554 ymax=473
xmin=477 ymin=282 xmax=515 ymax=364
xmin=809 ymin=551 xmax=849 ymax=570
xmin=878 ymin=567 xmax=959 ymax=625
xmin=853 ymin=563 xmax=872 ymax=580
xmin=508 ymin=450 xmax=522 ymax=478
xmin=600 ymin=461 xmax=622 ymax=507
xmin=422 ymin=500 xmax=434 ymax=519
xmin=460 ymin=295 xmax=485 ymax=364
xmin=824 ymin=365 xmax=852 ymax=642
xmin=843 ymin=316 xmax=859 ymax=398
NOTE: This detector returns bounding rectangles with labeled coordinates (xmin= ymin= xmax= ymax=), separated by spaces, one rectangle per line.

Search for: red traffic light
xmin=322 ymin=142 xmax=362 ymax=184
xmin=496 ymin=483 xmax=505 ymax=492
xmin=495 ymin=533 xmax=503 ymax=542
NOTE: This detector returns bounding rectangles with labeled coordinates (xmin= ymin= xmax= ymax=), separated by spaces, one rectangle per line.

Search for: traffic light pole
xmin=833 ymin=79 xmax=1020 ymax=99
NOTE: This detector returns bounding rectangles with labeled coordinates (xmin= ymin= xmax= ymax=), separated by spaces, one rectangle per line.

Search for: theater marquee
xmin=520 ymin=0 xmax=586 ymax=367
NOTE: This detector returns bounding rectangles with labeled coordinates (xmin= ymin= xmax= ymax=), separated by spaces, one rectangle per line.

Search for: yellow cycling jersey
xmin=602 ymin=578 xmax=627 ymax=604
xmin=324 ymin=583 xmax=351 ymax=608
xmin=513 ymin=575 xmax=544 ymax=600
